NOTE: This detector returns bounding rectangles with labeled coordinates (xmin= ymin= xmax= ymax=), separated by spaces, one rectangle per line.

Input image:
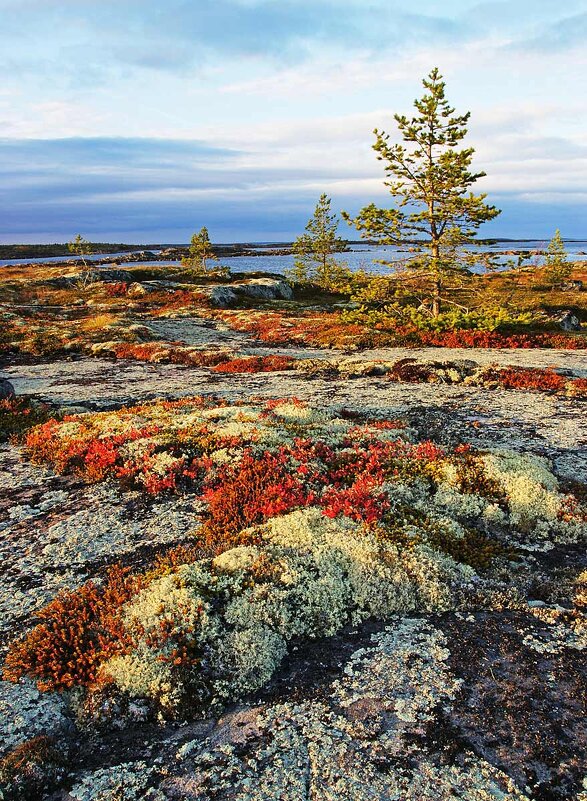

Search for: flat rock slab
xmin=144 ymin=317 xmax=255 ymax=348
xmin=5 ymin=357 xmax=587 ymax=482
xmin=134 ymin=316 xmax=587 ymax=376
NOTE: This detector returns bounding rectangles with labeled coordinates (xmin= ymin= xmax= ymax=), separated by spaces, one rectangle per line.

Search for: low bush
xmin=3 ymin=566 xmax=145 ymax=691
xmin=205 ymin=308 xmax=587 ymax=350
xmin=5 ymin=397 xmax=586 ymax=719
xmin=0 ymin=736 xmax=68 ymax=801
xmin=213 ymin=355 xmax=295 ymax=373
xmin=0 ymin=397 xmax=57 ymax=442
xmin=485 ymin=367 xmax=567 ymax=392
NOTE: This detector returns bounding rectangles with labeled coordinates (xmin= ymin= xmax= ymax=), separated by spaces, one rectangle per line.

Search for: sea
xmin=1 ymin=241 xmax=586 ymax=275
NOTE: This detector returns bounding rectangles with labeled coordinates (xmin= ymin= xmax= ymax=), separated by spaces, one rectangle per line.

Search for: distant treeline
xmin=0 ymin=241 xmax=297 ymax=259
xmin=0 ymin=243 xmax=145 ymax=259
xmin=0 ymin=238 xmax=555 ymax=261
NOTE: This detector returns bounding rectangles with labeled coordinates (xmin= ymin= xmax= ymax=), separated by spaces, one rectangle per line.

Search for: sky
xmin=0 ymin=0 xmax=585 ymax=243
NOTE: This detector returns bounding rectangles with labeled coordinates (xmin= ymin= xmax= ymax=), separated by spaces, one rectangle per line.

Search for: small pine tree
xmin=67 ymin=234 xmax=91 ymax=270
xmin=343 ymin=68 xmax=501 ymax=316
xmin=182 ymin=227 xmax=223 ymax=274
xmin=290 ymin=194 xmax=348 ymax=287
xmin=543 ymin=229 xmax=572 ymax=289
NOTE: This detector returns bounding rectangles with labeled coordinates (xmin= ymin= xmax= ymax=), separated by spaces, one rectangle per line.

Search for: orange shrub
xmin=567 ymin=377 xmax=587 ymax=398
xmin=204 ymin=308 xmax=587 ymax=350
xmin=3 ymin=566 xmax=145 ymax=691
xmin=213 ymin=355 xmax=295 ymax=373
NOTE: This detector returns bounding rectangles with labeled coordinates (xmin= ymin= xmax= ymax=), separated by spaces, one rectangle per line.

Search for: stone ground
xmin=1 ymin=316 xmax=586 ymax=800
xmin=5 ymin=349 xmax=587 ymax=483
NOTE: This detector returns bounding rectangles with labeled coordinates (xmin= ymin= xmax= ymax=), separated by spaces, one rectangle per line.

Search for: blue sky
xmin=0 ymin=0 xmax=585 ymax=243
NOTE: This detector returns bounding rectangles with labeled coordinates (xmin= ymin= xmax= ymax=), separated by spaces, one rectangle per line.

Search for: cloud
xmin=511 ymin=12 xmax=587 ymax=52
xmin=0 ymin=2 xmax=585 ymax=240
xmin=0 ymin=0 xmax=470 ymax=84
xmin=0 ymin=126 xmax=585 ymax=242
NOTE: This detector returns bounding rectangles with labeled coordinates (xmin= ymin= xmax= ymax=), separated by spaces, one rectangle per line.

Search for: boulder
xmin=200 ymin=278 xmax=292 ymax=308
xmin=47 ymin=268 xmax=134 ymax=288
xmin=560 ymin=280 xmax=583 ymax=292
xmin=127 ymin=282 xmax=150 ymax=297
xmin=232 ymin=278 xmax=293 ymax=301
xmin=126 ymin=323 xmax=157 ymax=341
xmin=555 ymin=311 xmax=582 ymax=332
xmin=207 ymin=286 xmax=239 ymax=308
xmin=336 ymin=359 xmax=389 ymax=377
xmin=0 ymin=378 xmax=15 ymax=399
xmin=122 ymin=251 xmax=157 ymax=262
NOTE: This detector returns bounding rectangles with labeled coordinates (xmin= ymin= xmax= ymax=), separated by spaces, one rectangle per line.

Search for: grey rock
xmin=559 ymin=280 xmax=583 ymax=292
xmin=0 ymin=378 xmax=15 ymax=399
xmin=47 ymin=268 xmax=134 ymax=288
xmin=127 ymin=282 xmax=151 ymax=297
xmin=232 ymin=277 xmax=293 ymax=301
xmin=555 ymin=310 xmax=581 ymax=332
xmin=207 ymin=286 xmax=239 ymax=308
xmin=203 ymin=278 xmax=293 ymax=307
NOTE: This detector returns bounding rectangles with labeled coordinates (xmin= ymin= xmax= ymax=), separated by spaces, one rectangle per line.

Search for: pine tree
xmin=182 ymin=226 xmax=220 ymax=274
xmin=67 ymin=234 xmax=91 ymax=270
xmin=543 ymin=229 xmax=572 ymax=289
xmin=67 ymin=234 xmax=94 ymax=289
xmin=290 ymin=194 xmax=348 ymax=287
xmin=343 ymin=68 xmax=500 ymax=316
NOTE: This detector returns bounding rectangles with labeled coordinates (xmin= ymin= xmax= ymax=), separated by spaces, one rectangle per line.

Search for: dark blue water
xmin=122 ymin=241 xmax=587 ymax=275
xmin=1 ymin=241 xmax=586 ymax=274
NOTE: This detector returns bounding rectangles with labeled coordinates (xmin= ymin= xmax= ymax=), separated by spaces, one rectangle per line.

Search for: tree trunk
xmin=431 ymin=238 xmax=441 ymax=317
xmin=432 ymin=279 xmax=441 ymax=317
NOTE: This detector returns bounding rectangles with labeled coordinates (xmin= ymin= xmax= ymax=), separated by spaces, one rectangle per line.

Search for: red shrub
xmin=112 ymin=342 xmax=167 ymax=361
xmin=104 ymin=282 xmax=128 ymax=297
xmin=495 ymin=367 xmax=567 ymax=392
xmin=213 ymin=355 xmax=295 ymax=373
xmin=204 ymin=308 xmax=587 ymax=351
xmin=152 ymin=289 xmax=207 ymax=314
xmin=24 ymin=422 xmax=162 ymax=480
xmin=567 ymin=377 xmax=587 ymax=398
xmin=201 ymin=434 xmax=447 ymax=547
xmin=322 ymin=476 xmax=391 ymax=523
xmin=112 ymin=342 xmax=236 ymax=368
xmin=202 ymin=449 xmax=312 ymax=548
xmin=415 ymin=329 xmax=587 ymax=350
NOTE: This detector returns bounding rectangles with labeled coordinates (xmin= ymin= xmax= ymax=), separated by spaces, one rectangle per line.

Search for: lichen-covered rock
xmin=68 ymin=761 xmax=164 ymax=801
xmin=0 ymin=680 xmax=71 ymax=757
xmin=169 ymin=620 xmax=531 ymax=801
xmin=0 ymin=379 xmax=15 ymax=400
xmin=202 ymin=278 xmax=292 ymax=308
xmin=207 ymin=285 xmax=239 ymax=308
xmin=232 ymin=278 xmax=293 ymax=301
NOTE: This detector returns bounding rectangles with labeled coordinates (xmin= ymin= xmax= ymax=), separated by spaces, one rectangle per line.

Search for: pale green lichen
xmin=100 ymin=510 xmax=472 ymax=711
xmin=0 ymin=679 xmax=69 ymax=757
xmin=69 ymin=761 xmax=164 ymax=801
xmin=173 ymin=619 xmax=531 ymax=801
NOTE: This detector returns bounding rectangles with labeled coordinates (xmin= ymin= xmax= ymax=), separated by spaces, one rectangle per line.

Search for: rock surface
xmin=0 ymin=378 xmax=15 ymax=399
xmin=202 ymin=278 xmax=293 ymax=307
xmin=1 ymin=314 xmax=586 ymax=801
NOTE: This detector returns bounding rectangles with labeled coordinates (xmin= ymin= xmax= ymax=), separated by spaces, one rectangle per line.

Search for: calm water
xmin=121 ymin=241 xmax=587 ymax=275
xmin=1 ymin=241 xmax=586 ymax=274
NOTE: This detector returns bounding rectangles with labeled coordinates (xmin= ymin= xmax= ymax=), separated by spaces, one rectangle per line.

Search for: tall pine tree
xmin=343 ymin=68 xmax=500 ymax=316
